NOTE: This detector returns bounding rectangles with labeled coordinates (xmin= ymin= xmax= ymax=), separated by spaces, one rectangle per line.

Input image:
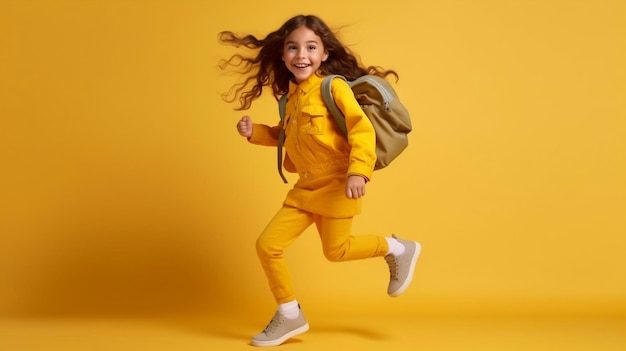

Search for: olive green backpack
xmin=277 ymin=74 xmax=412 ymax=183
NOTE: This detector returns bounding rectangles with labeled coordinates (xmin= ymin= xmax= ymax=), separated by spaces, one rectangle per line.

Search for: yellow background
xmin=1 ymin=0 xmax=625 ymax=349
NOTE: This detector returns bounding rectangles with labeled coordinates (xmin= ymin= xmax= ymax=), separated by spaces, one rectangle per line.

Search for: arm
xmin=330 ymin=80 xmax=377 ymax=198
xmin=236 ymin=116 xmax=281 ymax=147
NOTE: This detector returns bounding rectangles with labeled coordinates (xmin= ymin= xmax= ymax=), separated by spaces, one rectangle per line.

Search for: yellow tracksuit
xmin=248 ymin=73 xmax=389 ymax=304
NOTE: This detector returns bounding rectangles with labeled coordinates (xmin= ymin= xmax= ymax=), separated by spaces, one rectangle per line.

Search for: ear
xmin=322 ymin=51 xmax=329 ymax=62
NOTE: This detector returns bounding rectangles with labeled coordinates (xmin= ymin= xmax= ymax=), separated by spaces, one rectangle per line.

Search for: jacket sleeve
xmin=248 ymin=123 xmax=281 ymax=147
xmin=330 ymin=79 xmax=377 ymax=181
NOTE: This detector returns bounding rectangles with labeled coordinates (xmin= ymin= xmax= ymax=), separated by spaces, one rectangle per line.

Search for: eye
xmin=287 ymin=44 xmax=297 ymax=51
xmin=308 ymin=45 xmax=317 ymax=51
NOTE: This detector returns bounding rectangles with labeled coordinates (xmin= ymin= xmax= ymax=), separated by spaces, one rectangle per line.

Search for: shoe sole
xmin=250 ymin=323 xmax=310 ymax=347
xmin=389 ymin=241 xmax=421 ymax=297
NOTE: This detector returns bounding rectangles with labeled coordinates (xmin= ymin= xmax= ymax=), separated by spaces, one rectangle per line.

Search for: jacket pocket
xmin=301 ymin=105 xmax=327 ymax=135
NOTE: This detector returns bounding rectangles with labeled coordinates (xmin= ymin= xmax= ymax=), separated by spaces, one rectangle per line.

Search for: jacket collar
xmin=287 ymin=73 xmax=324 ymax=99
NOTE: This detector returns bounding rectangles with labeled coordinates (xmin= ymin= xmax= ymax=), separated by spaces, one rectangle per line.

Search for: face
xmin=282 ymin=26 xmax=329 ymax=83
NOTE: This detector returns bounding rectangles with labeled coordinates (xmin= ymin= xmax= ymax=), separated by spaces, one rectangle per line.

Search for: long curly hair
xmin=219 ymin=14 xmax=399 ymax=110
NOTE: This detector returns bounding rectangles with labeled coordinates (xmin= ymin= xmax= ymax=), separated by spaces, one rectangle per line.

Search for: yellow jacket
xmin=249 ymin=73 xmax=376 ymax=218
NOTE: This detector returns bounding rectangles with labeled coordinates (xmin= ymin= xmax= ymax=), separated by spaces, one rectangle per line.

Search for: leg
xmin=315 ymin=215 xmax=421 ymax=297
xmin=256 ymin=205 xmax=314 ymax=304
xmin=314 ymin=215 xmax=389 ymax=262
xmin=252 ymin=206 xmax=312 ymax=347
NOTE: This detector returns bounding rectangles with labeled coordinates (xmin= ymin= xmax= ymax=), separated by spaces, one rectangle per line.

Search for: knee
xmin=323 ymin=247 xmax=347 ymax=262
xmin=256 ymin=235 xmax=279 ymax=259
xmin=256 ymin=236 xmax=270 ymax=257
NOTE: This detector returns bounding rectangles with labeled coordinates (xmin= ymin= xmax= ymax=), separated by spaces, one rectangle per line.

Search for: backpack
xmin=277 ymin=74 xmax=412 ymax=183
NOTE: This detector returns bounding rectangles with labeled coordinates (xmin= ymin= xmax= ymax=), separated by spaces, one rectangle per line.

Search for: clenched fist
xmin=237 ymin=116 xmax=253 ymax=138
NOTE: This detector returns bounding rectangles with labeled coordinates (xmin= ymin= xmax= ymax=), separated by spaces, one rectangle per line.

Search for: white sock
xmin=386 ymin=237 xmax=405 ymax=256
xmin=278 ymin=300 xmax=300 ymax=319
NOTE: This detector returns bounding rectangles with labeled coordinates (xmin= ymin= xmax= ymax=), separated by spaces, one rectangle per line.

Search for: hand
xmin=346 ymin=175 xmax=367 ymax=199
xmin=237 ymin=116 xmax=253 ymax=138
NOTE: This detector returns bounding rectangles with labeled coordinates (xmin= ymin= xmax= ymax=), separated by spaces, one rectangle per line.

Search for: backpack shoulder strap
xmin=321 ymin=75 xmax=349 ymax=137
xmin=279 ymin=94 xmax=288 ymax=123
xmin=277 ymin=94 xmax=288 ymax=183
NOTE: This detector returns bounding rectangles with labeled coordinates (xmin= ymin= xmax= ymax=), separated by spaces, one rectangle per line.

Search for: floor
xmin=2 ymin=312 xmax=625 ymax=351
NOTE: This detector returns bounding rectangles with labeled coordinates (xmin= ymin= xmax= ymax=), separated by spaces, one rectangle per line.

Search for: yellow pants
xmin=256 ymin=205 xmax=389 ymax=304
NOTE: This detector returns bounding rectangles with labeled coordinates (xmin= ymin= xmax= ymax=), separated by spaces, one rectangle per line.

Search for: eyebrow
xmin=285 ymin=40 xmax=320 ymax=45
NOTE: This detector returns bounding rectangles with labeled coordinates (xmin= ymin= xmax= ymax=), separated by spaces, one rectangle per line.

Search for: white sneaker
xmin=251 ymin=305 xmax=309 ymax=347
xmin=385 ymin=234 xmax=421 ymax=297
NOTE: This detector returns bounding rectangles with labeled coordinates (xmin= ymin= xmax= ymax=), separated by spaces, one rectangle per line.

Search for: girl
xmin=219 ymin=14 xmax=421 ymax=347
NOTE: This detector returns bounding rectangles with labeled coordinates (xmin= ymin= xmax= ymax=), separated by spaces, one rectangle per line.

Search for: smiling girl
xmin=219 ymin=14 xmax=421 ymax=347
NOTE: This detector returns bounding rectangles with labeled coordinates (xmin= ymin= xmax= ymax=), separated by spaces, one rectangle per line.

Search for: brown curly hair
xmin=219 ymin=14 xmax=398 ymax=110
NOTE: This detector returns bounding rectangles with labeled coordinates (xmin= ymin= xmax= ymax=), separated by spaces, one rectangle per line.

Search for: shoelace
xmin=385 ymin=255 xmax=399 ymax=280
xmin=263 ymin=315 xmax=283 ymax=334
